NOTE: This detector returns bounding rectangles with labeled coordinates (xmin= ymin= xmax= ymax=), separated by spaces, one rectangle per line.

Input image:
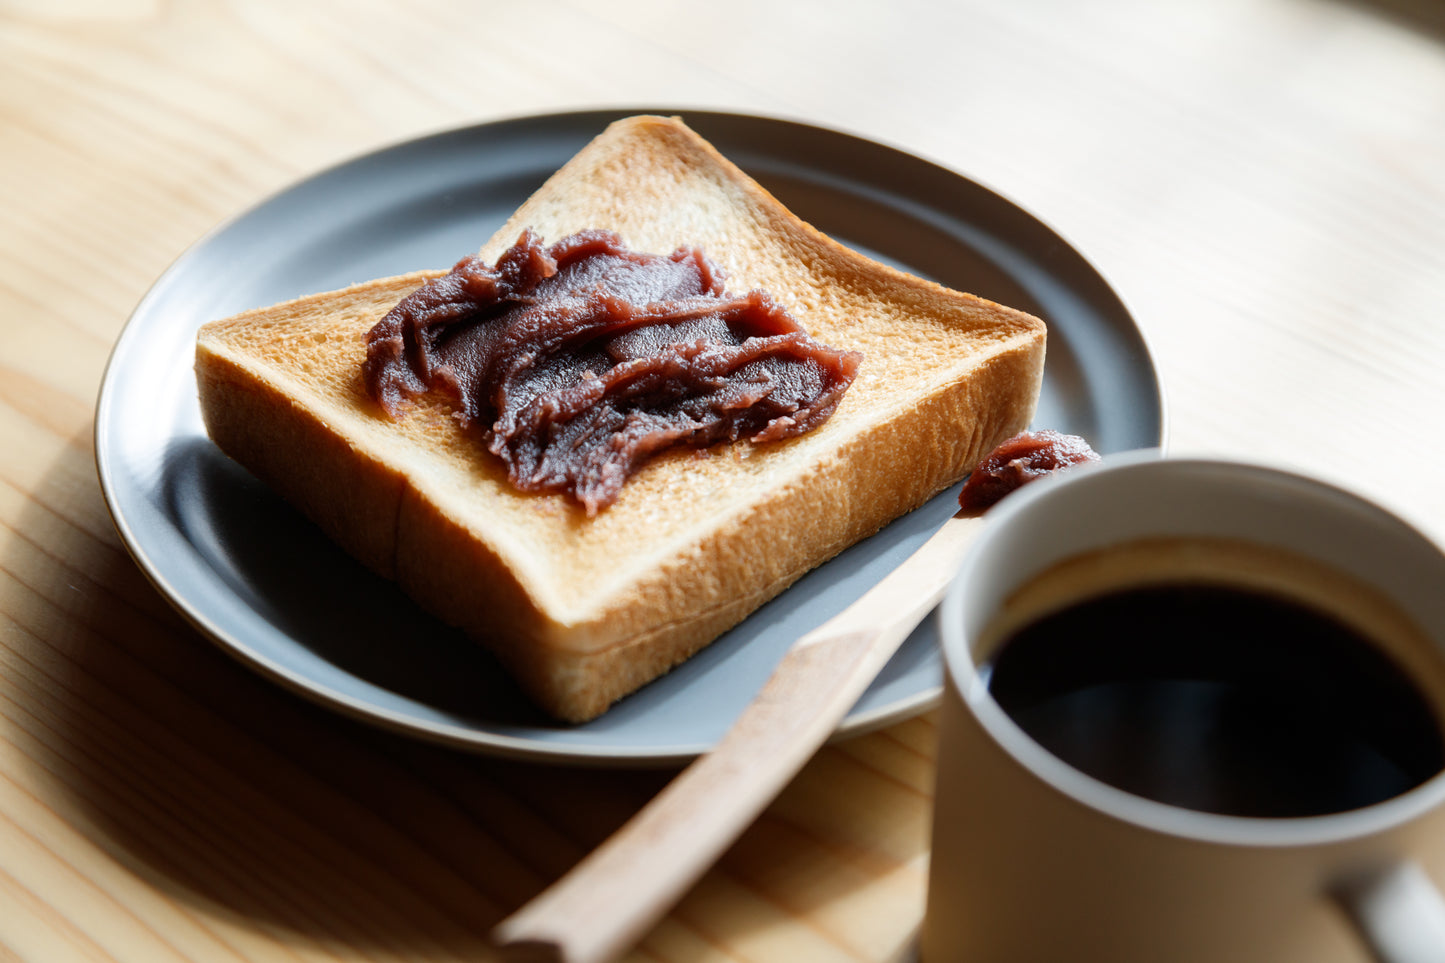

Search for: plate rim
xmin=94 ymin=106 xmax=1165 ymax=765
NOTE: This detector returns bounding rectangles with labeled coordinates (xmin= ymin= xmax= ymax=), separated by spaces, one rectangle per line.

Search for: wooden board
xmin=4 ymin=0 xmax=1445 ymax=959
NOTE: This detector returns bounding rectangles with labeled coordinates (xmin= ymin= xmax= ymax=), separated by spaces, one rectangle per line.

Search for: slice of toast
xmin=195 ymin=115 xmax=1046 ymax=722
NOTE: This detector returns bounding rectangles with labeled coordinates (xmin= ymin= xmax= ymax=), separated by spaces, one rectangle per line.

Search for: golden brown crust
xmin=194 ymin=116 xmax=1047 ymax=722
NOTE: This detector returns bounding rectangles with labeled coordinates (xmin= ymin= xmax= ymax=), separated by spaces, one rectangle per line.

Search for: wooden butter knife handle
xmin=492 ymin=513 xmax=986 ymax=963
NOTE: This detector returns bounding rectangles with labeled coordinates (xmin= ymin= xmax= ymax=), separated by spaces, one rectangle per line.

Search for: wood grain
xmin=494 ymin=516 xmax=983 ymax=963
xmin=3 ymin=0 xmax=1445 ymax=960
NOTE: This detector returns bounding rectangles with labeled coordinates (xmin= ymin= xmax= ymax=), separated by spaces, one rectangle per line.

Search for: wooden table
xmin=5 ymin=1 xmax=1445 ymax=960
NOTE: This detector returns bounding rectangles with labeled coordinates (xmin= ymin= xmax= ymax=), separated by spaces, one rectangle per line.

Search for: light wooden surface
xmin=3 ymin=1 xmax=1445 ymax=961
xmin=495 ymin=516 xmax=986 ymax=963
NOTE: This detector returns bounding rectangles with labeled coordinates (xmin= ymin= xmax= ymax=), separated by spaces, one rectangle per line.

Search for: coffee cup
xmin=924 ymin=453 xmax=1445 ymax=963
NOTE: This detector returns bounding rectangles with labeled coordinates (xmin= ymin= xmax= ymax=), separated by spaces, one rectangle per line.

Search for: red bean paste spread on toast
xmin=958 ymin=429 xmax=1100 ymax=512
xmin=363 ymin=229 xmax=863 ymax=515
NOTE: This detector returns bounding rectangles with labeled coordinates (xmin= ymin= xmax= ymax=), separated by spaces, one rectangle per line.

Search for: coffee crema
xmin=978 ymin=538 xmax=1445 ymax=819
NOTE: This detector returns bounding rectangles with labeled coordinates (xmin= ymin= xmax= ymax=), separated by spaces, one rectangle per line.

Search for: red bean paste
xmin=958 ymin=429 xmax=1100 ymax=512
xmin=363 ymin=229 xmax=863 ymax=515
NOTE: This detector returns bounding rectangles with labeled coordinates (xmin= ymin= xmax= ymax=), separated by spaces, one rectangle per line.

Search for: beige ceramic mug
xmin=925 ymin=453 xmax=1445 ymax=963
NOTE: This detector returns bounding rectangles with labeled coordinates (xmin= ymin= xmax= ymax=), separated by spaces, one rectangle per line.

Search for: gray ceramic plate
xmin=95 ymin=109 xmax=1163 ymax=766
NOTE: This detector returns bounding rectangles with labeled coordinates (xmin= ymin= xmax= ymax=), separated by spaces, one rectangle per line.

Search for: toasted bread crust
xmin=196 ymin=116 xmax=1046 ymax=722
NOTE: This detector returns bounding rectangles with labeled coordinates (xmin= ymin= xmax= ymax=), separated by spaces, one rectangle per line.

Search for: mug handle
xmin=1335 ymin=862 xmax=1445 ymax=963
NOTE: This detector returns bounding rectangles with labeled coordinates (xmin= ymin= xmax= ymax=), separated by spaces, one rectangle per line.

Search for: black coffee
xmin=983 ymin=583 xmax=1445 ymax=817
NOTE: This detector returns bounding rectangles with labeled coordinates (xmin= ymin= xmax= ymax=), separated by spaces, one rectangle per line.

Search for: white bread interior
xmin=195 ymin=115 xmax=1047 ymax=722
